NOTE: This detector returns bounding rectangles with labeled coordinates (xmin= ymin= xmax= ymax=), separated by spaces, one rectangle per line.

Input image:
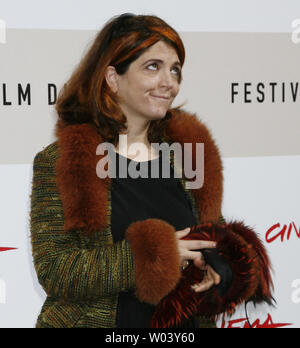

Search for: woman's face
xmin=110 ymin=41 xmax=182 ymax=122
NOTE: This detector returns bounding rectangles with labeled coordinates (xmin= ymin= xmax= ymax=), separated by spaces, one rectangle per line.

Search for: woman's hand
xmin=191 ymin=262 xmax=221 ymax=293
xmin=175 ymin=227 xmax=216 ymax=270
xmin=175 ymin=227 xmax=221 ymax=293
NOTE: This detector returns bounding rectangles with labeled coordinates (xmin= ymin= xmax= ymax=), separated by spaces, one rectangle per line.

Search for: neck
xmin=116 ymin=115 xmax=151 ymax=150
xmin=115 ymin=118 xmax=160 ymax=161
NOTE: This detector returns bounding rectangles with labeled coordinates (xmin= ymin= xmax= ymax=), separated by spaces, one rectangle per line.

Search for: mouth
xmin=150 ymin=95 xmax=171 ymax=101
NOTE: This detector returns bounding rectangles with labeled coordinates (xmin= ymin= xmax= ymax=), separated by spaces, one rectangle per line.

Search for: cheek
xmin=140 ymin=78 xmax=157 ymax=92
xmin=173 ymin=84 xmax=180 ymax=96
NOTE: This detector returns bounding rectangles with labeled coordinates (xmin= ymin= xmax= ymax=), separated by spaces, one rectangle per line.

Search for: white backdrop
xmin=0 ymin=0 xmax=299 ymax=328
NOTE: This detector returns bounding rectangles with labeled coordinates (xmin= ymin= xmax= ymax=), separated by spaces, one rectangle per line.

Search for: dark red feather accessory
xmin=150 ymin=221 xmax=274 ymax=328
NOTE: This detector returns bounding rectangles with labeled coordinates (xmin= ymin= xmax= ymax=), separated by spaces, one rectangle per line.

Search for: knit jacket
xmin=30 ymin=108 xmax=254 ymax=328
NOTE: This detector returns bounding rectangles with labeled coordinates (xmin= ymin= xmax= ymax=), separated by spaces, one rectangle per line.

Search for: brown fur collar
xmin=55 ymin=108 xmax=223 ymax=234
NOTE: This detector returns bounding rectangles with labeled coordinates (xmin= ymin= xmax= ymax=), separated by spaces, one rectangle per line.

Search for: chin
xmin=148 ymin=109 xmax=168 ymax=120
xmin=149 ymin=114 xmax=167 ymax=122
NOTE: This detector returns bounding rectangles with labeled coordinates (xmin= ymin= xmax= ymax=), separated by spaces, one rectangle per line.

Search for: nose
xmin=159 ymin=69 xmax=176 ymax=90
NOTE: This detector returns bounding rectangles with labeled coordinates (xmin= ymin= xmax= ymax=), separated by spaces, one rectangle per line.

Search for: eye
xmin=171 ymin=66 xmax=181 ymax=75
xmin=147 ymin=63 xmax=158 ymax=71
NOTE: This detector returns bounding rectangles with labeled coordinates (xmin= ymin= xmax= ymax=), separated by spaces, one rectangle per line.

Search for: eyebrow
xmin=142 ymin=59 xmax=182 ymax=68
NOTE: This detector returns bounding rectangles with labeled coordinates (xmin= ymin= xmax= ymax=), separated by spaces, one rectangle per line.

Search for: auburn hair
xmin=55 ymin=13 xmax=186 ymax=145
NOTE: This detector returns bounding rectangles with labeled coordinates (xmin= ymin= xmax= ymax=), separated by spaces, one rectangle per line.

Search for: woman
xmin=30 ymin=13 xmax=271 ymax=329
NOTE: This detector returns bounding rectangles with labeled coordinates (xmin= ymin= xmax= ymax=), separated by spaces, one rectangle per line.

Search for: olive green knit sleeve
xmin=30 ymin=150 xmax=136 ymax=301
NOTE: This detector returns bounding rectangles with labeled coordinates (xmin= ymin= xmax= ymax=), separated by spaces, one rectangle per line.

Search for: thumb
xmin=176 ymin=227 xmax=191 ymax=238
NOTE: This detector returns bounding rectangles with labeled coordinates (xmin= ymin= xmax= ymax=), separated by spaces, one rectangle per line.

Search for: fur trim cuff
xmin=125 ymin=218 xmax=181 ymax=306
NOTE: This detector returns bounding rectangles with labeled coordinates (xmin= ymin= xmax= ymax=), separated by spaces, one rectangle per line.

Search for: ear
xmin=105 ymin=66 xmax=119 ymax=93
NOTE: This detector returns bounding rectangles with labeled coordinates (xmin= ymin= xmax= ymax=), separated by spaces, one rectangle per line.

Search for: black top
xmin=110 ymin=150 xmax=199 ymax=328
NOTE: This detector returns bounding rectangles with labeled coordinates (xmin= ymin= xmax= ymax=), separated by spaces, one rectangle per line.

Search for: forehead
xmin=136 ymin=41 xmax=180 ymax=64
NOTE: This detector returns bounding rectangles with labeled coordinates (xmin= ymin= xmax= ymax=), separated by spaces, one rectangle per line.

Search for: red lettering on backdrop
xmin=265 ymin=222 xmax=300 ymax=243
xmin=221 ymin=314 xmax=292 ymax=328
xmin=0 ymin=247 xmax=17 ymax=252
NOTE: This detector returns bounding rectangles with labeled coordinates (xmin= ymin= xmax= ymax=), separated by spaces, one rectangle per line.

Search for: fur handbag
xmin=150 ymin=221 xmax=274 ymax=328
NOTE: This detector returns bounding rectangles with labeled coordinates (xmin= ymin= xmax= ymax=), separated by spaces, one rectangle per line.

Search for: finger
xmin=197 ymin=240 xmax=217 ymax=249
xmin=181 ymin=240 xmax=217 ymax=250
xmin=207 ymin=265 xmax=221 ymax=285
xmin=175 ymin=227 xmax=191 ymax=239
xmin=193 ymin=257 xmax=205 ymax=269
xmin=191 ymin=277 xmax=214 ymax=293
xmin=184 ymin=250 xmax=204 ymax=262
